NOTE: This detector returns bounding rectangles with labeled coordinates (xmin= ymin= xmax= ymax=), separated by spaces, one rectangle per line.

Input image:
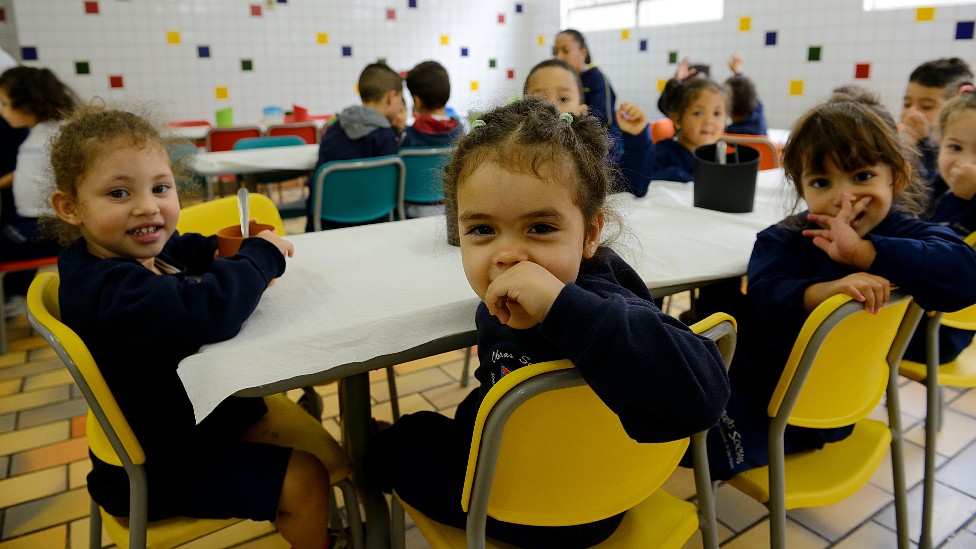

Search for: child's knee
xmin=282 ymin=449 xmax=330 ymax=504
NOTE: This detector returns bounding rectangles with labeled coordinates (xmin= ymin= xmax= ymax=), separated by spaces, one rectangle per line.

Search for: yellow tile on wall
xmin=440 ymin=35 xmax=449 ymax=46
xmin=316 ymin=32 xmax=329 ymax=45
xmin=470 ymin=81 xmax=479 ymax=91
xmin=789 ymin=80 xmax=804 ymax=95
xmin=621 ymin=29 xmax=630 ymax=40
xmin=657 ymin=79 xmax=668 ymax=92
xmin=916 ymin=7 xmax=935 ymax=21
xmin=537 ymin=34 xmax=545 ymax=46
xmin=165 ymin=30 xmax=180 ymax=44
xmin=739 ymin=17 xmax=751 ymax=32
xmin=215 ymin=87 xmax=229 ymax=100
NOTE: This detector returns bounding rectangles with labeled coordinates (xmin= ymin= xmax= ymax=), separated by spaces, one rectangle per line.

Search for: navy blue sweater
xmin=58 ymin=234 xmax=285 ymax=503
xmin=617 ymin=128 xmax=654 ymax=196
xmin=465 ymin=250 xmax=730 ymax=443
xmin=650 ymin=138 xmax=695 ymax=183
xmin=726 ymin=100 xmax=768 ymax=137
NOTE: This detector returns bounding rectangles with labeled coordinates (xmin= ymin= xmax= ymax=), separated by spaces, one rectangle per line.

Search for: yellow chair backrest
xmin=26 ymin=272 xmax=144 ymax=467
xmin=768 ymin=293 xmax=912 ymax=429
xmin=176 ymin=193 xmax=285 ymax=237
xmin=941 ymin=232 xmax=976 ymax=330
xmin=461 ymin=359 xmax=689 ymax=526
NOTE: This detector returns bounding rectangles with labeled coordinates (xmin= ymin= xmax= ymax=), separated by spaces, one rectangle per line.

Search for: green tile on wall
xmin=669 ymin=51 xmax=677 ymax=64
xmin=489 ymin=58 xmax=496 ymax=68
xmin=808 ymin=46 xmax=821 ymax=62
xmin=241 ymin=59 xmax=252 ymax=71
xmin=75 ymin=62 xmax=89 ymax=75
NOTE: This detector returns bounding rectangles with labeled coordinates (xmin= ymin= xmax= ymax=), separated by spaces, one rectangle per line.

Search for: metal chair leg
xmin=460 ymin=347 xmax=472 ymax=388
xmin=386 ymin=365 xmax=400 ymax=420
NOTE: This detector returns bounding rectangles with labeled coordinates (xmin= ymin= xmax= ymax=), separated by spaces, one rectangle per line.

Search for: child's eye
xmin=464 ymin=225 xmax=493 ymax=237
xmin=853 ymin=171 xmax=875 ymax=182
xmin=152 ymin=184 xmax=171 ymax=194
xmin=107 ymin=189 xmax=129 ymax=199
xmin=807 ymin=178 xmax=830 ymax=189
xmin=559 ymin=96 xmax=571 ymax=104
xmin=529 ymin=223 xmax=557 ymax=235
xmin=944 ymin=143 xmax=963 ymax=152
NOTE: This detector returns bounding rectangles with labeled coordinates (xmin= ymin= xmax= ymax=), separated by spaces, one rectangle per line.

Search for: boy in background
xmin=401 ymin=60 xmax=462 ymax=147
xmin=308 ymin=62 xmax=404 ymax=232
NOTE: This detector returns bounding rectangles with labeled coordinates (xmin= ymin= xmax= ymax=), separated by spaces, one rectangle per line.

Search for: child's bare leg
xmin=277 ymin=449 xmax=331 ymax=548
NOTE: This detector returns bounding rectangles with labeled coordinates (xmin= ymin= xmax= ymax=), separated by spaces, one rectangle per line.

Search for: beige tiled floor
xmin=2 ymin=211 xmax=976 ymax=547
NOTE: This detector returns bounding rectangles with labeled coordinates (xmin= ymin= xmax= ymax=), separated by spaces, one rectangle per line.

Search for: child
xmin=901 ymin=57 xmax=973 ymax=187
xmin=724 ymin=53 xmax=768 ymax=137
xmin=308 ymin=61 xmax=404 ymax=231
xmin=699 ymin=97 xmax=976 ymax=480
xmin=522 ymin=58 xmax=654 ymax=197
xmin=553 ymin=29 xmax=622 ymax=157
xmin=657 ymin=57 xmax=710 ymax=116
xmin=651 ymin=77 xmax=727 ymax=182
xmin=0 ymin=67 xmax=77 ymax=314
xmin=903 ymin=83 xmax=976 ymax=364
xmin=400 ymin=60 xmax=462 ymax=147
xmin=365 ymin=96 xmax=729 ymax=548
xmin=48 ymin=106 xmax=335 ymax=549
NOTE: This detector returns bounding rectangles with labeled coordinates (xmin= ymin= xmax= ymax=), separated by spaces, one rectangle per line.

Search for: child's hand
xmin=803 ymin=193 xmax=877 ymax=269
xmin=255 ymin=230 xmax=294 ymax=258
xmin=900 ymin=108 xmax=930 ymax=143
xmin=945 ymin=161 xmax=976 ymax=201
xmin=483 ymin=261 xmax=565 ymax=329
xmin=675 ymin=57 xmax=696 ymax=81
xmin=827 ymin=273 xmax=892 ymax=313
xmin=728 ymin=53 xmax=743 ymax=74
xmin=616 ymin=102 xmax=648 ymax=136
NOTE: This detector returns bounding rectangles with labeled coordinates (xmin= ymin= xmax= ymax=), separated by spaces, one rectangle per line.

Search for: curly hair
xmin=443 ymin=96 xmax=618 ymax=246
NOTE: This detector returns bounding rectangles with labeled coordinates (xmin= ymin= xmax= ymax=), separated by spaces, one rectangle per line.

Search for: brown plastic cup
xmin=216 ymin=222 xmax=276 ymax=258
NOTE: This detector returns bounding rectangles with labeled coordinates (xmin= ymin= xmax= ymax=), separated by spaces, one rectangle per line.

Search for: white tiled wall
xmin=0 ymin=0 xmax=973 ymax=130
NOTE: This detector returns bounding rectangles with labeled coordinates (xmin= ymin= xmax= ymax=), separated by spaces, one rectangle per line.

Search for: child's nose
xmin=133 ymin=194 xmax=160 ymax=215
xmin=493 ymin=240 xmax=527 ymax=269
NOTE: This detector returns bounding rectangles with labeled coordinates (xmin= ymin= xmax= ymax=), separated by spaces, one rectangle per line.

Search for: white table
xmin=189 ymin=143 xmax=319 ymax=176
xmin=177 ymin=168 xmax=794 ymax=547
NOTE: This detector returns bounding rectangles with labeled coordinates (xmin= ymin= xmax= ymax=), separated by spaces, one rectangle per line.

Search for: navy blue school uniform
xmin=701 ymin=211 xmax=976 ymax=480
xmin=365 ymin=250 xmax=729 ymax=548
xmin=581 ymin=65 xmax=623 ymax=159
xmin=400 ymin=113 xmax=463 ymax=147
xmin=617 ymin=126 xmax=654 ymax=196
xmin=650 ymin=138 xmax=695 ymax=182
xmin=59 ymin=233 xmax=291 ymax=521
xmin=904 ymin=186 xmax=976 ymax=363
xmin=307 ymin=105 xmax=399 ymax=231
xmin=726 ymin=100 xmax=768 ymax=137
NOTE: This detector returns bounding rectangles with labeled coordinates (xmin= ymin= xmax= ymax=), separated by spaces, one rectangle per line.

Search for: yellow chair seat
xmin=727 ymin=418 xmax=891 ymax=509
xmin=899 ymin=343 xmax=976 ymax=388
xmin=101 ymin=511 xmax=240 ymax=549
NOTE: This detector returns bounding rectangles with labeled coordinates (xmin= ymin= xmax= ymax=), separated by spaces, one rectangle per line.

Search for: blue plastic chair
xmin=310 ymin=155 xmax=405 ymax=231
xmin=399 ymin=146 xmax=454 ymax=217
xmin=231 ymin=135 xmax=309 ymax=219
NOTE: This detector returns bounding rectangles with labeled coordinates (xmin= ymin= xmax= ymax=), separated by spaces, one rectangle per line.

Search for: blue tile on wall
xmin=408 ymin=0 xmax=417 ymax=8
xmin=956 ymin=21 xmax=974 ymax=40
xmin=461 ymin=47 xmax=468 ymax=57
xmin=640 ymin=39 xmax=647 ymax=51
xmin=198 ymin=46 xmax=210 ymax=58
xmin=21 ymin=47 xmax=37 ymax=61
xmin=516 ymin=3 xmax=523 ymax=13
xmin=765 ymin=31 xmax=777 ymax=46
xmin=342 ymin=45 xmax=352 ymax=57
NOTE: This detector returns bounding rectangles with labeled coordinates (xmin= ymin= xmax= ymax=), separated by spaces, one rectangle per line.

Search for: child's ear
xmin=51 ymin=190 xmax=82 ymax=227
xmin=579 ymin=104 xmax=589 ymax=116
xmin=582 ymin=211 xmax=605 ymax=259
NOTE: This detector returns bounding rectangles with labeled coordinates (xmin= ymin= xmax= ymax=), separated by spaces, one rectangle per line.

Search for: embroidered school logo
xmin=500 ymin=364 xmax=512 ymax=377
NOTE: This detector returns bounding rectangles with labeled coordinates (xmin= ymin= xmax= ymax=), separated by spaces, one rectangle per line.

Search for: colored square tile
xmin=498 ymin=13 xmax=505 ymax=24
xmin=317 ymin=32 xmax=328 ymax=45
xmin=789 ymin=80 xmax=804 ymax=95
xmin=386 ymin=8 xmax=395 ymax=20
xmin=916 ymin=7 xmax=935 ymax=21
xmin=808 ymin=46 xmax=821 ymax=62
xmin=440 ymin=35 xmax=449 ymax=45
xmin=21 ymin=47 xmax=37 ymax=61
xmin=488 ymin=58 xmax=496 ymax=69
xmin=765 ymin=31 xmax=776 ymax=46
xmin=739 ymin=16 xmax=751 ymax=32
xmin=75 ymin=61 xmax=89 ymax=75
xmin=470 ymin=81 xmax=479 ymax=91
xmin=668 ymin=51 xmax=677 ymax=64
xmin=0 ymin=8 xmax=6 ymax=21
xmin=241 ymin=59 xmax=253 ymax=71
xmin=108 ymin=75 xmax=123 ymax=88
xmin=197 ymin=46 xmax=210 ymax=58
xmin=397 ymin=70 xmax=407 ymax=79
xmin=640 ymin=39 xmax=647 ymax=51
xmin=342 ymin=45 xmax=352 ymax=57
xmin=166 ymin=30 xmax=180 ymax=44
xmin=84 ymin=1 xmax=98 ymax=14
xmin=957 ymin=21 xmax=975 ymax=40
xmin=408 ymin=0 xmax=417 ymax=7
xmin=855 ymin=63 xmax=871 ymax=79
xmin=215 ymin=86 xmax=229 ymax=100
xmin=460 ymin=47 xmax=468 ymax=57
xmin=537 ymin=34 xmax=544 ymax=46
xmin=620 ymin=29 xmax=630 ymax=40
xmin=657 ymin=79 xmax=668 ymax=92
xmin=516 ymin=4 xmax=523 ymax=13
xmin=277 ymin=0 xmax=287 ymax=3
xmin=250 ymin=4 xmax=262 ymax=16
xmin=506 ymin=69 xmax=514 ymax=80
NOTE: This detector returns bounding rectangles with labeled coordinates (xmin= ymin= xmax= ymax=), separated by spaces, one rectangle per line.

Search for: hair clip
xmin=559 ymin=112 xmax=573 ymax=124
xmin=960 ymin=84 xmax=975 ymax=95
xmin=470 ymin=119 xmax=486 ymax=129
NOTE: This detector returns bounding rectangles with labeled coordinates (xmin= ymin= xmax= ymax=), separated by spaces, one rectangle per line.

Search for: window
xmin=864 ymin=0 xmax=975 ymax=10
xmin=637 ymin=0 xmax=724 ymax=27
xmin=561 ymin=0 xmax=724 ymax=32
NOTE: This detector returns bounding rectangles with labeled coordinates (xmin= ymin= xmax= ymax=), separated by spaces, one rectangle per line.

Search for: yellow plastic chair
xmin=726 ymin=292 xmax=921 ymax=549
xmin=26 ymin=272 xmax=363 ymax=549
xmin=897 ymin=229 xmax=976 ymax=549
xmin=392 ymin=313 xmax=737 ymax=549
xmin=176 ymin=193 xmax=285 ymax=237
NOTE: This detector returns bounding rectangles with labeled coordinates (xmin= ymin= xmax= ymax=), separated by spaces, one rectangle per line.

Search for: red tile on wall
xmin=109 ymin=75 xmax=124 ymax=88
xmin=498 ymin=13 xmax=505 ymax=24
xmin=387 ymin=9 xmax=396 ymax=20
xmin=250 ymin=4 xmax=262 ymax=16
xmin=507 ymin=69 xmax=515 ymax=79
xmin=84 ymin=1 xmax=98 ymax=14
xmin=855 ymin=63 xmax=870 ymax=79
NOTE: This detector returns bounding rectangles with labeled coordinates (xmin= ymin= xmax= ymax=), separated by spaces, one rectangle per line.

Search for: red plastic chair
xmin=266 ymin=122 xmax=319 ymax=144
xmin=650 ymin=118 xmax=676 ymax=144
xmin=1 ymin=256 xmax=58 ymax=354
xmin=721 ymin=133 xmax=783 ymax=171
xmin=165 ymin=119 xmax=212 ymax=128
xmin=205 ymin=126 xmax=262 ymax=153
